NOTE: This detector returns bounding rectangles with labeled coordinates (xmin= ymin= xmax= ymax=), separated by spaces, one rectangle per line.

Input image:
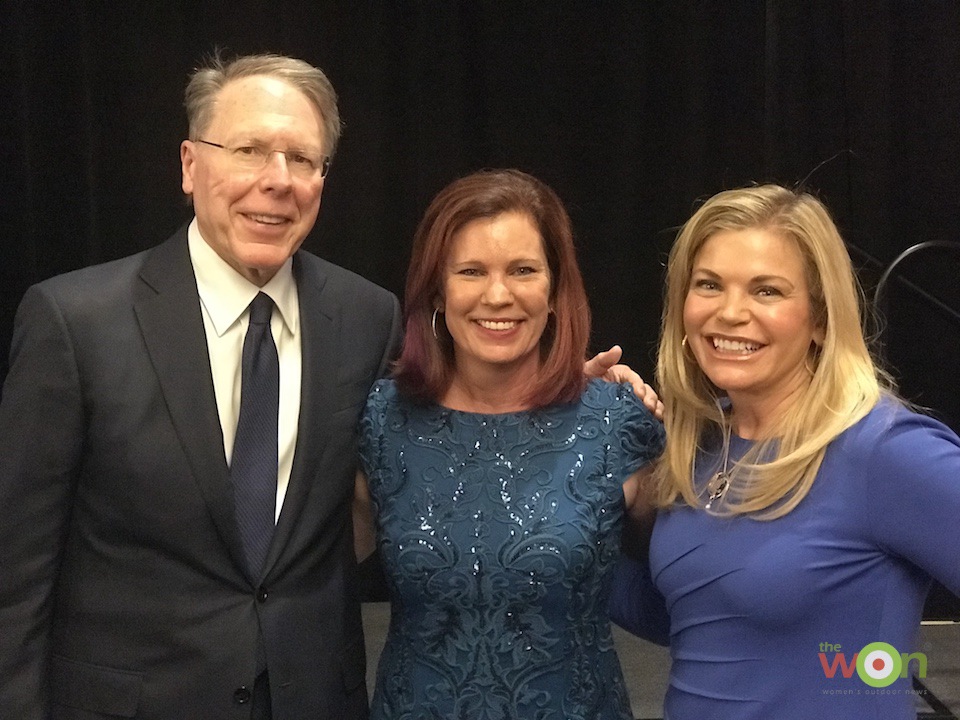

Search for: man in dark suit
xmin=0 ymin=53 xmax=400 ymax=719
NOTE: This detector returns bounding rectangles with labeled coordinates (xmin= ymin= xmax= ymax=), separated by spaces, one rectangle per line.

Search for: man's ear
xmin=180 ymin=140 xmax=196 ymax=196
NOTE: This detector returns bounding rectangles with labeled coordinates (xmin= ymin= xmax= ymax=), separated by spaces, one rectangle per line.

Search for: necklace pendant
xmin=705 ymin=471 xmax=730 ymax=509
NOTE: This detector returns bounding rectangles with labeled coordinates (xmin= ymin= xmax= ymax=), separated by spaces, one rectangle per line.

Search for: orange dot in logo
xmin=857 ymin=642 xmax=902 ymax=688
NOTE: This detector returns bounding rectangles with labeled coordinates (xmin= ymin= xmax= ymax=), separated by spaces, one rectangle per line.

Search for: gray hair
xmin=184 ymin=52 xmax=342 ymax=159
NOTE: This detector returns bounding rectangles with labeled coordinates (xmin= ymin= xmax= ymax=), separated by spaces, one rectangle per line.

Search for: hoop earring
xmin=431 ymin=308 xmax=441 ymax=340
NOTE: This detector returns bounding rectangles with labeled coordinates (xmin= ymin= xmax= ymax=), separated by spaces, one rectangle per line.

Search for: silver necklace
xmin=704 ymin=424 xmax=732 ymax=510
xmin=704 ymin=466 xmax=730 ymax=510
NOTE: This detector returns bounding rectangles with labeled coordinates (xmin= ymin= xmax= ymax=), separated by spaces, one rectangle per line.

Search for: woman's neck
xmin=441 ymin=362 xmax=539 ymax=414
xmin=727 ymin=383 xmax=807 ymax=440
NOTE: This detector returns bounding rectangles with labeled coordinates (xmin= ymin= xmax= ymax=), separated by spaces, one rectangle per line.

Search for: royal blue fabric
xmin=360 ymin=378 xmax=665 ymax=720
xmin=611 ymin=400 xmax=960 ymax=720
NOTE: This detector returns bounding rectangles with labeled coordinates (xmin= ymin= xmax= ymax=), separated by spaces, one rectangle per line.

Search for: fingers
xmin=584 ymin=346 xmax=664 ymax=420
xmin=583 ymin=345 xmax=623 ymax=378
xmin=604 ymin=364 xmax=664 ymax=420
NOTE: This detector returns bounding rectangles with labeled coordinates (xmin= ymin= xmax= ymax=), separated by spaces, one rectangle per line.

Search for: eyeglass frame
xmin=195 ymin=139 xmax=331 ymax=179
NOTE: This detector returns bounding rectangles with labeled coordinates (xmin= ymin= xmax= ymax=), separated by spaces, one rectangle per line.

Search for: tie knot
xmin=248 ymin=293 xmax=274 ymax=325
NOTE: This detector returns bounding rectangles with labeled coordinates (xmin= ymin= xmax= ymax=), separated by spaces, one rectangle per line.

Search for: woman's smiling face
xmin=683 ymin=227 xmax=822 ymax=413
xmin=441 ymin=211 xmax=552 ymax=386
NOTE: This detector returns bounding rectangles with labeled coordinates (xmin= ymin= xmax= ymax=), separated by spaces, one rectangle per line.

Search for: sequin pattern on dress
xmin=359 ymin=379 xmax=665 ymax=720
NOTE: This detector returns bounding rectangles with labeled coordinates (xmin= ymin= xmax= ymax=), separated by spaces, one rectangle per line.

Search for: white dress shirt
xmin=188 ymin=219 xmax=301 ymax=522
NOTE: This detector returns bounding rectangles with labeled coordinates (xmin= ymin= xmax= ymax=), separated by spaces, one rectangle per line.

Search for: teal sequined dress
xmin=359 ymin=379 xmax=665 ymax=720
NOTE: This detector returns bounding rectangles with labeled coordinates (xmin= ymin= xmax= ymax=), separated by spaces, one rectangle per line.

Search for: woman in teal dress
xmin=355 ymin=169 xmax=664 ymax=720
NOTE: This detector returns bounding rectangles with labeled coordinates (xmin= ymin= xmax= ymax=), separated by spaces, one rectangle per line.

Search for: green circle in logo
xmin=856 ymin=642 xmax=902 ymax=688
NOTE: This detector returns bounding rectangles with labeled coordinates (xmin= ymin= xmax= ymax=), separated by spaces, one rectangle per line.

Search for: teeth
xmin=247 ymin=213 xmax=286 ymax=225
xmin=477 ymin=320 xmax=518 ymax=331
xmin=713 ymin=337 xmax=760 ymax=353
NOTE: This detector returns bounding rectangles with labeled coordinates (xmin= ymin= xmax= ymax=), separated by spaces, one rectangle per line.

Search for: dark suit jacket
xmin=0 ymin=226 xmax=401 ymax=719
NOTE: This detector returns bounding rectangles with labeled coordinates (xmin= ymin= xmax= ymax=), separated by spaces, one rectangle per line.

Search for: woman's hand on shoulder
xmin=584 ymin=345 xmax=664 ymax=420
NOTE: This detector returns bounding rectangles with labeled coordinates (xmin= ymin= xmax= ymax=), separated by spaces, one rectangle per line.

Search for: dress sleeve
xmin=358 ymin=378 xmax=391 ymax=479
xmin=609 ymin=553 xmax=671 ymax=646
xmin=615 ymin=382 xmax=666 ymax=476
xmin=861 ymin=407 xmax=960 ymax=595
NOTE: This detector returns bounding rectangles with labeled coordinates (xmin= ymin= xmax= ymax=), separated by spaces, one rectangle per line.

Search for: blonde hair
xmin=655 ymin=185 xmax=894 ymax=518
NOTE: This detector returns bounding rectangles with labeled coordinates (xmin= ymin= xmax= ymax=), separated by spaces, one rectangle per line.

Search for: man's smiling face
xmin=180 ymin=74 xmax=327 ymax=286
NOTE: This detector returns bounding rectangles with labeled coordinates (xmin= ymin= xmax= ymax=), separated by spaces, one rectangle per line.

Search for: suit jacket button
xmin=257 ymin=587 xmax=268 ymax=602
xmin=233 ymin=686 xmax=252 ymax=704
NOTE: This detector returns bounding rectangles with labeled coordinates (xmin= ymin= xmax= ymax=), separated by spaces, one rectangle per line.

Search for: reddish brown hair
xmin=393 ymin=169 xmax=590 ymax=407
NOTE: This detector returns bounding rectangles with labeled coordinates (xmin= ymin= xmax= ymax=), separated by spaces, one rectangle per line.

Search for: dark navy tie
xmin=231 ymin=292 xmax=279 ymax=578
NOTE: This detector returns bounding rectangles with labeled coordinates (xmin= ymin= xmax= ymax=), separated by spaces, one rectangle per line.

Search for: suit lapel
xmin=266 ymin=253 xmax=339 ymax=569
xmin=133 ymin=228 xmax=247 ymax=572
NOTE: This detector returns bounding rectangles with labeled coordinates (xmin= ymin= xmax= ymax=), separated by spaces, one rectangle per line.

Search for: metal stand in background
xmin=873 ymin=240 xmax=960 ymax=327
xmin=916 ymin=673 xmax=958 ymax=719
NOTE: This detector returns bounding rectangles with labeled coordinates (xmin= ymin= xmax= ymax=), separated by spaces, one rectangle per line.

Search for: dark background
xmin=5 ymin=1 xmax=960 ymax=425
xmin=3 ymin=0 xmax=959 ymax=587
xmin=4 ymin=1 xmax=960 ymax=417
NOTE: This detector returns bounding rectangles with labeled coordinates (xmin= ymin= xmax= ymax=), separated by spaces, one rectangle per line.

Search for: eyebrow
xmin=692 ymin=268 xmax=794 ymax=285
xmin=449 ymin=258 xmax=546 ymax=266
xmin=231 ymin=136 xmax=322 ymax=153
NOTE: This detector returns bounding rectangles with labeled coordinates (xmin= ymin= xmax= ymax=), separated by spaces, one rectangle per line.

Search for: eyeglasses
xmin=196 ymin=139 xmax=331 ymax=179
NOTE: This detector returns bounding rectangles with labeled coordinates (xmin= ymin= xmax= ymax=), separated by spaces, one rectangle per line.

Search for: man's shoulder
xmin=294 ymin=250 xmax=397 ymax=306
xmin=36 ymin=230 xmax=185 ymax=299
xmin=39 ymin=250 xmax=149 ymax=291
xmin=18 ymin=232 xmax=192 ymax=329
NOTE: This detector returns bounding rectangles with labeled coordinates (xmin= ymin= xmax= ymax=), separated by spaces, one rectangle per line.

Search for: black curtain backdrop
xmin=3 ymin=0 xmax=960 ymax=428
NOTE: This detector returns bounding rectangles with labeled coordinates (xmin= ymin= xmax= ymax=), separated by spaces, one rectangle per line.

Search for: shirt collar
xmin=187 ymin=218 xmax=299 ymax=337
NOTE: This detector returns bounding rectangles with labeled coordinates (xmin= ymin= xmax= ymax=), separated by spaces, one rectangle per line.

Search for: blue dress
xmin=359 ymin=378 xmax=665 ymax=720
xmin=610 ymin=400 xmax=960 ymax=720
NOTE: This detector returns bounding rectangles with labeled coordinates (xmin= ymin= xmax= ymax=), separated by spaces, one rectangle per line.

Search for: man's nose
xmin=258 ymin=151 xmax=294 ymax=189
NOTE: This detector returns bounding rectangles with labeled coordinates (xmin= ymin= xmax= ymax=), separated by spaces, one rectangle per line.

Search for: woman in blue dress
xmin=611 ymin=184 xmax=960 ymax=719
xmin=355 ymin=169 xmax=665 ymax=720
